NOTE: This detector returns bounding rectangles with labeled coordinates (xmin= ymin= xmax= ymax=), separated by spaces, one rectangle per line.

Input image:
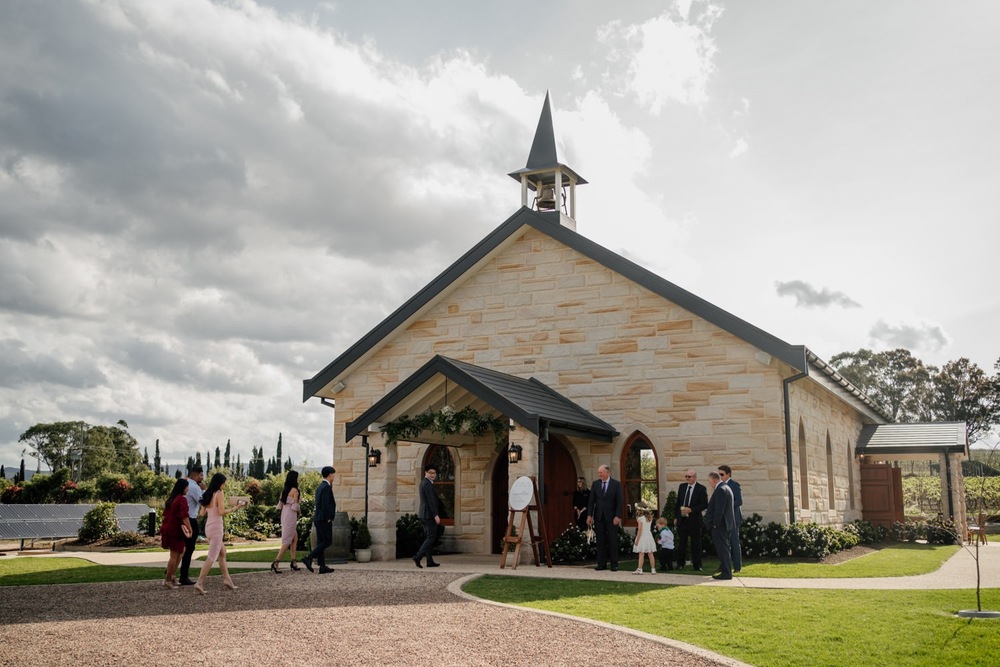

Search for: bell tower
xmin=508 ymin=92 xmax=587 ymax=231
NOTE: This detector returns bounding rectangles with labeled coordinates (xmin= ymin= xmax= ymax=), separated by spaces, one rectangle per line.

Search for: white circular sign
xmin=508 ymin=476 xmax=535 ymax=511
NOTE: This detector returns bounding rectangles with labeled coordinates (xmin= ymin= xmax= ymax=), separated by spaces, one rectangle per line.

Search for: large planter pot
xmin=355 ymin=548 xmax=372 ymax=563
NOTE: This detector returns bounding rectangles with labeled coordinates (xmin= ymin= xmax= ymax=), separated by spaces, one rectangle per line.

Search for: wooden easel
xmin=500 ymin=476 xmax=552 ymax=569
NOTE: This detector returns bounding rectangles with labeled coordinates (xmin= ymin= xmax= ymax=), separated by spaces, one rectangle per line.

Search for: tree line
xmin=4 ymin=420 xmax=294 ymax=484
xmin=830 ymin=349 xmax=1000 ymax=444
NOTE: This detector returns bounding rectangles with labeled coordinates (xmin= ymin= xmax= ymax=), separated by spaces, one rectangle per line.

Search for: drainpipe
xmin=944 ymin=454 xmax=954 ymax=520
xmin=782 ymin=348 xmax=810 ymax=523
xmin=537 ymin=420 xmax=547 ymax=506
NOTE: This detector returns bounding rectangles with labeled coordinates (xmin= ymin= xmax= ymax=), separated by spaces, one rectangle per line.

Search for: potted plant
xmin=354 ymin=518 xmax=373 ymax=563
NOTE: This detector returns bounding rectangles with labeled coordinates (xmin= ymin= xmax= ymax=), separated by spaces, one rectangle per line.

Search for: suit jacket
xmin=313 ymin=480 xmax=336 ymax=522
xmin=587 ymin=477 xmax=623 ymax=523
xmin=674 ymin=482 xmax=708 ymax=521
xmin=722 ymin=478 xmax=743 ymax=524
xmin=418 ymin=477 xmax=439 ymax=520
xmin=705 ymin=483 xmax=735 ymax=532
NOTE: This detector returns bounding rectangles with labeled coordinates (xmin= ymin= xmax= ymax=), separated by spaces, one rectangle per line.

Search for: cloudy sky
xmin=2 ymin=0 xmax=998 ymax=471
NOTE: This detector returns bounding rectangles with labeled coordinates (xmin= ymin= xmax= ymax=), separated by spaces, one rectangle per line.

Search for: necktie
xmin=685 ymin=485 xmax=692 ymax=507
xmin=602 ymin=481 xmax=608 ymax=494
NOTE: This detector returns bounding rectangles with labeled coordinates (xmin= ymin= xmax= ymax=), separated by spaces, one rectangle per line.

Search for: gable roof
xmin=304 ymin=206 xmax=809 ymax=402
xmin=857 ymin=422 xmax=968 ymax=457
xmin=345 ymin=355 xmax=618 ymax=443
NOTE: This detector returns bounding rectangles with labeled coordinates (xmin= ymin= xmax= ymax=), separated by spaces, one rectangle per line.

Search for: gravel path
xmin=0 ymin=570 xmax=740 ymax=667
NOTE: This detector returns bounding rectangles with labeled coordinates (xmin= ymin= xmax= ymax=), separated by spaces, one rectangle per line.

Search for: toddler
xmin=655 ymin=516 xmax=675 ymax=571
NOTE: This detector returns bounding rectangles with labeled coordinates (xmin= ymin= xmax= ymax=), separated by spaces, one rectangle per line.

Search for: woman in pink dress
xmin=272 ymin=470 xmax=301 ymax=573
xmin=194 ymin=472 xmax=244 ymax=594
xmin=161 ymin=478 xmax=193 ymax=589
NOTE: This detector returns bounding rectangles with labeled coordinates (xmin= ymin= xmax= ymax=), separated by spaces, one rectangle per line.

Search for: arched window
xmin=798 ymin=420 xmax=809 ymax=512
xmin=620 ymin=433 xmax=659 ymax=525
xmin=826 ymin=432 xmax=835 ymax=512
xmin=423 ymin=445 xmax=456 ymax=526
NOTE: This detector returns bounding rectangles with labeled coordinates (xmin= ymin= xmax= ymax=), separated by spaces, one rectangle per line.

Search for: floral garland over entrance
xmin=380 ymin=406 xmax=509 ymax=451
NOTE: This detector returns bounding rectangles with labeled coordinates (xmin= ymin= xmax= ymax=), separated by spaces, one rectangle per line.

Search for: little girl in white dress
xmin=632 ymin=503 xmax=658 ymax=574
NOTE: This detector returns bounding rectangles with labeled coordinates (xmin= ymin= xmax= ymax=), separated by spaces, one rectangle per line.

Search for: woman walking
xmin=193 ymin=472 xmax=243 ymax=594
xmin=272 ymin=471 xmax=301 ymax=572
xmin=161 ymin=478 xmax=193 ymax=589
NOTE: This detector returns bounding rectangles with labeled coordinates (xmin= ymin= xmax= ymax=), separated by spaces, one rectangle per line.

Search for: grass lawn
xmin=0 ymin=557 xmax=168 ymax=586
xmin=464 ymin=577 xmax=1000 ymax=667
xmin=635 ymin=542 xmax=959 ymax=578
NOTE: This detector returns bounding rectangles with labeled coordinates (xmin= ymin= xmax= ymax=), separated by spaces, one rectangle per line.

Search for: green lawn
xmin=0 ymin=557 xmax=168 ymax=586
xmin=635 ymin=542 xmax=959 ymax=578
xmin=464 ymin=577 xmax=1000 ymax=667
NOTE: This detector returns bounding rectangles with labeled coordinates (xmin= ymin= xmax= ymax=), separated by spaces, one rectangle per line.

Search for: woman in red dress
xmin=161 ymin=478 xmax=193 ymax=589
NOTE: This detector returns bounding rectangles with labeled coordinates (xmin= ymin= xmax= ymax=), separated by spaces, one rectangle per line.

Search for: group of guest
xmin=159 ymin=464 xmax=247 ymax=593
xmin=583 ymin=463 xmax=743 ymax=579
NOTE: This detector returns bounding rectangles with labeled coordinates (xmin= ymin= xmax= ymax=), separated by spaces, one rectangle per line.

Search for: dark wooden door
xmin=860 ymin=463 xmax=904 ymax=526
xmin=541 ymin=437 xmax=576 ymax=542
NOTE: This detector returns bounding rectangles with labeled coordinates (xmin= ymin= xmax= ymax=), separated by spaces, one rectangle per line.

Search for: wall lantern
xmin=507 ymin=443 xmax=523 ymax=464
xmin=367 ymin=448 xmax=382 ymax=467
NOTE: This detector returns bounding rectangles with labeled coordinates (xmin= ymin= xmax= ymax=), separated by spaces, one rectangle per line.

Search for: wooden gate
xmin=860 ymin=463 xmax=904 ymax=526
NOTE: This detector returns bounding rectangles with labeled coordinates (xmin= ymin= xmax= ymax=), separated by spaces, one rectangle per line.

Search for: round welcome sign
xmin=508 ymin=476 xmax=535 ymax=511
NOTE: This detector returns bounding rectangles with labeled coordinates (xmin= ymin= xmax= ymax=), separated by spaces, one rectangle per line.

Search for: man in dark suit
xmin=178 ymin=464 xmax=204 ymax=585
xmin=413 ymin=464 xmax=441 ymax=568
xmin=674 ymin=469 xmax=708 ymax=571
xmin=705 ymin=471 xmax=735 ymax=580
xmin=303 ymin=466 xmax=336 ymax=574
xmin=718 ymin=464 xmax=743 ymax=573
xmin=587 ymin=464 xmax=623 ymax=571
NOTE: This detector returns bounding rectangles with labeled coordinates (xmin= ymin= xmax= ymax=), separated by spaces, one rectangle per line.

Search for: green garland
xmin=380 ymin=406 xmax=509 ymax=451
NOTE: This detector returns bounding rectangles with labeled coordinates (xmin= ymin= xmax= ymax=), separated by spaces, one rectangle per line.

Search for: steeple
xmin=508 ymin=92 xmax=587 ymax=230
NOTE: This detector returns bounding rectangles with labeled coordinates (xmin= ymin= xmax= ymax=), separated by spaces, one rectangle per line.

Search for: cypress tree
xmin=214 ymin=447 xmax=221 ymax=469
xmin=223 ymin=439 xmax=231 ymax=469
xmin=143 ymin=447 xmax=150 ymax=469
xmin=154 ymin=439 xmax=162 ymax=475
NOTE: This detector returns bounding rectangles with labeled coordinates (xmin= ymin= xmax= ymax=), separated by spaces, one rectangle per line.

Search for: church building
xmin=303 ymin=94 xmax=968 ymax=561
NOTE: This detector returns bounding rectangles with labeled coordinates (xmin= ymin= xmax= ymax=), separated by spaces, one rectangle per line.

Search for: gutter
xmin=782 ymin=347 xmax=810 ymax=523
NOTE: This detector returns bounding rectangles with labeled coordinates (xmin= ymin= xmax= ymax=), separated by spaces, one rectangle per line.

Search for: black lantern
xmin=367 ymin=448 xmax=382 ymax=467
xmin=507 ymin=443 xmax=522 ymax=464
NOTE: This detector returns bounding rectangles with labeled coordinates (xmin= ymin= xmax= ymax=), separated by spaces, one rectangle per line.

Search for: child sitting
xmin=655 ymin=516 xmax=675 ymax=571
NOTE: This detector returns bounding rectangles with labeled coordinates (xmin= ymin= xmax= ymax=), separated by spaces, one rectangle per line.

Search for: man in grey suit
xmin=586 ymin=464 xmax=623 ymax=572
xmin=413 ymin=464 xmax=441 ymax=568
xmin=718 ymin=464 xmax=743 ymax=573
xmin=705 ymin=471 xmax=735 ymax=580
xmin=303 ymin=466 xmax=336 ymax=574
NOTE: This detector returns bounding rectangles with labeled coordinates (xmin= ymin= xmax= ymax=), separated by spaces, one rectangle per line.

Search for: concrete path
xmin=13 ymin=540 xmax=1000 ymax=589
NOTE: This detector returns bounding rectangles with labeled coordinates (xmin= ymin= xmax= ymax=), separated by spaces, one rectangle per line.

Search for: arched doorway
xmin=490 ymin=437 xmax=578 ymax=553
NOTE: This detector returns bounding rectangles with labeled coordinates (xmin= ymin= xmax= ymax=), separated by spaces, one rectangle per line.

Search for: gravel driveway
xmin=0 ymin=569 xmax=737 ymax=666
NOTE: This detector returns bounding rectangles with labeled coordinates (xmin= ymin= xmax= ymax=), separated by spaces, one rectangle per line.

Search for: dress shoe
xmin=318 ymin=566 xmax=334 ymax=574
xmin=426 ymin=561 xmax=440 ymax=567
xmin=712 ymin=573 xmax=732 ymax=580
xmin=594 ymin=566 xmax=607 ymax=571
xmin=610 ymin=566 xmax=618 ymax=572
xmin=302 ymin=557 xmax=314 ymax=573
xmin=179 ymin=578 xmax=196 ymax=586
xmin=412 ymin=556 xmax=423 ymax=568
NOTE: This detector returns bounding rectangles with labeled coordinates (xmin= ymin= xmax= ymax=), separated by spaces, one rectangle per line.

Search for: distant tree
xmin=284 ymin=456 xmax=292 ymax=472
xmin=234 ymin=453 xmax=242 ymax=479
xmin=195 ymin=452 xmax=202 ymax=467
xmin=175 ymin=469 xmax=182 ymax=479
xmin=214 ymin=447 xmax=221 ymax=470
xmin=929 ymin=358 xmax=1000 ymax=444
xmin=18 ymin=421 xmax=88 ymax=473
xmin=143 ymin=447 xmax=150 ymax=469
xmin=1 ymin=465 xmax=5 ymax=479
xmin=223 ymin=440 xmax=231 ymax=469
xmin=829 ymin=348 xmax=932 ymax=421
xmin=206 ymin=450 xmax=212 ymax=471
xmin=154 ymin=439 xmax=162 ymax=475
xmin=276 ymin=433 xmax=282 ymax=471
xmin=187 ymin=455 xmax=195 ymax=472
xmin=19 ymin=458 xmax=26 ymax=483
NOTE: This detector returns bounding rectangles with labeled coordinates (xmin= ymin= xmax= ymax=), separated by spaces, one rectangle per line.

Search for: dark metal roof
xmin=304 ymin=206 xmax=814 ymax=401
xmin=507 ymin=92 xmax=587 ymax=188
xmin=345 ymin=355 xmax=618 ymax=443
xmin=857 ymin=422 xmax=968 ymax=456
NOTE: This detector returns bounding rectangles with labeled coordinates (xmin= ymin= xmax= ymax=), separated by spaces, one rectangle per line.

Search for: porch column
xmin=940 ymin=451 xmax=967 ymax=540
xmin=370 ymin=440 xmax=398 ymax=561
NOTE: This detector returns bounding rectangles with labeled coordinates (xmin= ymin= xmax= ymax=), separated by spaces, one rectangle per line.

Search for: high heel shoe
xmin=289 ymin=560 xmax=301 ymax=571
xmin=270 ymin=561 xmax=281 ymax=574
xmin=224 ymin=579 xmax=238 ymax=591
xmin=194 ymin=582 xmax=206 ymax=595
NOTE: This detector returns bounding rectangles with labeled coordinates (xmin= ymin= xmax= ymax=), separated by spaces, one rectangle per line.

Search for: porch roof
xmin=345 ymin=355 xmax=618 ymax=444
xmin=857 ymin=422 xmax=968 ymax=457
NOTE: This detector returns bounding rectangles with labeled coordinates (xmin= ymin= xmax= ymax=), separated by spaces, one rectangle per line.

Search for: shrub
xmin=354 ymin=518 xmax=372 ymax=549
xmin=107 ymin=531 xmax=146 ymax=547
xmin=851 ymin=519 xmax=886 ymax=545
xmin=925 ymin=517 xmax=958 ymax=545
xmin=395 ymin=513 xmax=424 ymax=558
xmin=549 ymin=524 xmax=596 ymax=563
xmin=95 ymin=474 xmax=134 ymax=502
xmin=79 ymin=502 xmax=120 ymax=542
xmin=242 ymin=478 xmax=263 ymax=503
xmin=1 ymin=484 xmax=23 ymax=504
